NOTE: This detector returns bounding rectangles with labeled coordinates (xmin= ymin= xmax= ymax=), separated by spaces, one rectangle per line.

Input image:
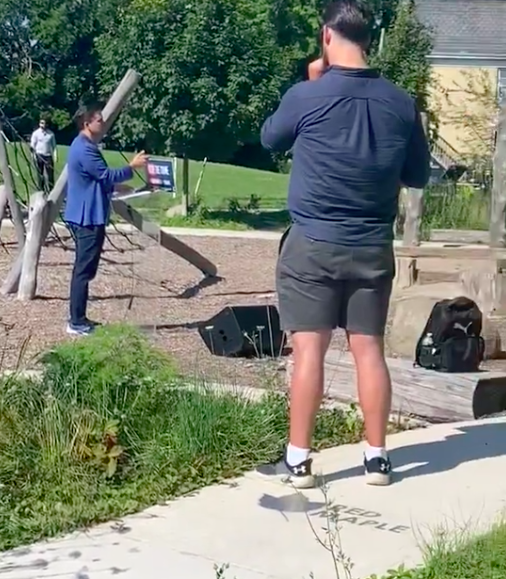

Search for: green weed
xmin=0 ymin=324 xmax=363 ymax=550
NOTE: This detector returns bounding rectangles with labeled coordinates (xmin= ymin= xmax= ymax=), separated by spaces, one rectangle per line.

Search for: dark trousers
xmin=68 ymin=224 xmax=106 ymax=325
xmin=35 ymin=154 xmax=55 ymax=192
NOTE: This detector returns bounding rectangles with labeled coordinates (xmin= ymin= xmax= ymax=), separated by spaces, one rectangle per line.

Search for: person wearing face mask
xmin=259 ymin=0 xmax=430 ymax=488
xmin=64 ymin=103 xmax=148 ymax=336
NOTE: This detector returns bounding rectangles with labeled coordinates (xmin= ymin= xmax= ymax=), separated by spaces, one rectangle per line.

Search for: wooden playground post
xmin=402 ymin=112 xmax=428 ymax=247
xmin=182 ymin=157 xmax=189 ymax=216
xmin=3 ymin=69 xmax=141 ymax=298
xmin=0 ymin=184 xmax=7 ymax=228
xmin=395 ymin=112 xmax=428 ymax=289
xmin=193 ymin=157 xmax=208 ymax=203
xmin=18 ymin=191 xmax=46 ymax=300
xmin=402 ymin=188 xmax=424 ymax=246
xmin=0 ymin=123 xmax=26 ymax=245
xmin=490 ymin=100 xmax=506 ymax=248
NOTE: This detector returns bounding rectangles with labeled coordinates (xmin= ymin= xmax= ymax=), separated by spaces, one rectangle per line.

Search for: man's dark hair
xmin=73 ymin=102 xmax=103 ymax=131
xmin=323 ymin=0 xmax=374 ymax=50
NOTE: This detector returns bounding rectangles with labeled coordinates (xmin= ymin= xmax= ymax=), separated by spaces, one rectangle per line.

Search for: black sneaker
xmin=364 ymin=455 xmax=392 ymax=486
xmin=256 ymin=449 xmax=315 ymax=489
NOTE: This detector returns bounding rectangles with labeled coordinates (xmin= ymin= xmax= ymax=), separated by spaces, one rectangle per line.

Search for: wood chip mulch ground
xmin=0 ymin=228 xmax=504 ymax=387
xmin=0 ymin=229 xmax=306 ymax=387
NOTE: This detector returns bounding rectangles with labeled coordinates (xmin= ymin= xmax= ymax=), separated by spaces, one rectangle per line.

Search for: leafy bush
xmin=40 ymin=323 xmax=178 ymax=411
xmin=0 ymin=324 xmax=364 ymax=550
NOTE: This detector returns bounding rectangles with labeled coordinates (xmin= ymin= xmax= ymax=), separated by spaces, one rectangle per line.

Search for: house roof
xmin=416 ymin=0 xmax=506 ymax=60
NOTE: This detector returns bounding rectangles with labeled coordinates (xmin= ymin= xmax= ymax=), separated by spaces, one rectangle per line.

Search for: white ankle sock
xmin=286 ymin=443 xmax=310 ymax=466
xmin=365 ymin=444 xmax=387 ymax=461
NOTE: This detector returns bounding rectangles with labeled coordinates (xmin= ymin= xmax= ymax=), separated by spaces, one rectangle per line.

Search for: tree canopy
xmin=0 ymin=0 xmax=433 ymax=165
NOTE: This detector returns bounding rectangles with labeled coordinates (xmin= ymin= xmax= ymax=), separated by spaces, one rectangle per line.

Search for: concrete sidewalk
xmin=1 ymin=417 xmax=505 ymax=579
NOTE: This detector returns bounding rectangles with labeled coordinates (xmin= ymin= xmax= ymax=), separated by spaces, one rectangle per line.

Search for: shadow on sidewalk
xmin=324 ymin=420 xmax=506 ymax=484
xmin=257 ymin=420 xmax=506 ymax=517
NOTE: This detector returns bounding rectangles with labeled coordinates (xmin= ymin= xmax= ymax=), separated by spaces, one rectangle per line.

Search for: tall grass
xmin=0 ymin=324 xmax=364 ymax=550
xmin=422 ymin=183 xmax=490 ymax=233
xmin=368 ymin=522 xmax=506 ymax=578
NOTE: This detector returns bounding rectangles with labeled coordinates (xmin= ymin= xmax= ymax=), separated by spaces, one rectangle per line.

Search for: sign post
xmin=182 ymin=157 xmax=189 ymax=216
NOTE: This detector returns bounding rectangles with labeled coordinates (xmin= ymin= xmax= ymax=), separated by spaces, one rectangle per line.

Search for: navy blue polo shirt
xmin=261 ymin=66 xmax=431 ymax=246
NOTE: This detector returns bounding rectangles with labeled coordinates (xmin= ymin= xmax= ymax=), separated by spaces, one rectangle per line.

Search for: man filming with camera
xmin=259 ymin=0 xmax=430 ymax=488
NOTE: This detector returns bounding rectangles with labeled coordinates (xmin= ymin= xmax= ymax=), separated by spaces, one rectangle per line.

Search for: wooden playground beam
xmin=2 ymin=69 xmax=141 ymax=297
xmin=490 ymin=100 xmax=506 ymax=248
xmin=0 ymin=184 xmax=6 ymax=227
xmin=402 ymin=112 xmax=428 ymax=247
xmin=395 ymin=245 xmax=506 ymax=261
xmin=111 ymin=198 xmax=217 ymax=277
xmin=0 ymin=123 xmax=26 ymax=246
xmin=18 ymin=191 xmax=46 ymax=301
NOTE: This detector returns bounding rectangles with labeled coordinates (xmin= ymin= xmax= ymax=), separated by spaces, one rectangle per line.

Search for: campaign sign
xmin=145 ymin=157 xmax=176 ymax=192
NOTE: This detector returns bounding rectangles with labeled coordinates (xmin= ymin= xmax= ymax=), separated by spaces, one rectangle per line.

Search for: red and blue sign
xmin=145 ymin=157 xmax=176 ymax=192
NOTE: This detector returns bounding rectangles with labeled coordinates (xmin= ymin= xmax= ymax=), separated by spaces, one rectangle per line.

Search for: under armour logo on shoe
xmin=380 ymin=462 xmax=389 ymax=472
xmin=292 ymin=465 xmax=307 ymax=475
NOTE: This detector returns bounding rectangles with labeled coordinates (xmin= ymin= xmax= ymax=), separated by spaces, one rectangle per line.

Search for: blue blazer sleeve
xmin=82 ymin=145 xmax=134 ymax=189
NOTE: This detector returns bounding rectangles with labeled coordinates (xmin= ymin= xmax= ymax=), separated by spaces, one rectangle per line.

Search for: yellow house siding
xmin=430 ymin=65 xmax=498 ymax=156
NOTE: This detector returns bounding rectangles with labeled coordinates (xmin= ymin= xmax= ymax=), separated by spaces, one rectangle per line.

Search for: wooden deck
xmin=299 ymin=351 xmax=506 ymax=423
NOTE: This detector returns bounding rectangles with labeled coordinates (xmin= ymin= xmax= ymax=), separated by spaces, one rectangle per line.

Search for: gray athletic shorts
xmin=276 ymin=224 xmax=395 ymax=336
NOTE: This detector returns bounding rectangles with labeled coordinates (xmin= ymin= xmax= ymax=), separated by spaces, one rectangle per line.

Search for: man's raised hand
xmin=129 ymin=151 xmax=149 ymax=169
xmin=308 ymin=57 xmax=326 ymax=81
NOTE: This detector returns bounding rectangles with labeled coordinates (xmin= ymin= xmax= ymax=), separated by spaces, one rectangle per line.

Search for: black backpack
xmin=414 ymin=296 xmax=485 ymax=373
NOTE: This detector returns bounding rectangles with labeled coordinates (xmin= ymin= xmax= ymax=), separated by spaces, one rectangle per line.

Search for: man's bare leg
xmin=280 ymin=329 xmax=332 ymax=487
xmin=348 ymin=332 xmax=392 ymax=485
xmin=255 ymin=329 xmax=331 ymax=488
xmin=289 ymin=330 xmax=332 ymax=448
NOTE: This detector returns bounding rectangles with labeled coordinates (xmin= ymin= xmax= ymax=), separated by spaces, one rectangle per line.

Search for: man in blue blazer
xmin=65 ymin=103 xmax=147 ymax=335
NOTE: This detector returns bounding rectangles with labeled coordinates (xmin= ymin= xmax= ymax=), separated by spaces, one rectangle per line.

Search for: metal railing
xmin=431 ymin=136 xmax=461 ymax=170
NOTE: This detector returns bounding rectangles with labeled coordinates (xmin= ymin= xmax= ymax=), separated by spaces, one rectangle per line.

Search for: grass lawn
xmin=6 ymin=142 xmax=290 ymax=230
xmin=6 ymin=141 xmax=491 ymax=234
xmin=0 ymin=324 xmax=364 ymax=551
